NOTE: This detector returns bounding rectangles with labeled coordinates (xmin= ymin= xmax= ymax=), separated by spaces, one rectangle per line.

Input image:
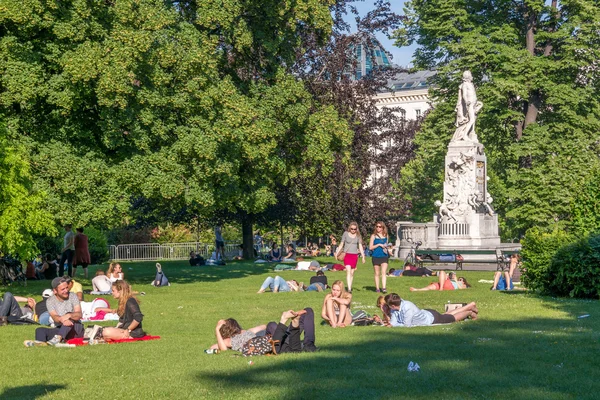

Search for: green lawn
xmin=1 ymin=259 xmax=598 ymax=399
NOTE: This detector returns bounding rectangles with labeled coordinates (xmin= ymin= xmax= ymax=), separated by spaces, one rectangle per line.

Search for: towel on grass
xmin=66 ymin=336 xmax=161 ymax=346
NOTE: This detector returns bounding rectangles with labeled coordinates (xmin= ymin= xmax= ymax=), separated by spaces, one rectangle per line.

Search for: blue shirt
xmin=389 ymin=300 xmax=435 ymax=327
xmin=371 ymin=236 xmax=388 ymax=258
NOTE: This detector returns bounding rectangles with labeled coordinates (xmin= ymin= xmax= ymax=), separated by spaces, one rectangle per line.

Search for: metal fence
xmin=109 ymin=242 xmax=241 ymax=262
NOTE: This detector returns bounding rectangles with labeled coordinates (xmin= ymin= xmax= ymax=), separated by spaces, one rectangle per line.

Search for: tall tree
xmin=396 ymin=0 xmax=600 ymax=236
xmin=0 ymin=0 xmax=352 ymax=257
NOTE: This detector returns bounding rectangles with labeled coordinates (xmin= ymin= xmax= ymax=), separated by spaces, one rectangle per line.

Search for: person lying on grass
xmin=409 ymin=271 xmax=470 ymax=291
xmin=387 ymin=266 xmax=436 ymax=277
xmin=95 ymin=280 xmax=145 ymax=340
xmin=386 ymin=293 xmax=478 ymax=327
xmin=491 ymin=254 xmax=518 ymax=290
xmin=257 ymin=276 xmax=302 ymax=293
xmin=372 ymin=295 xmax=391 ymax=326
xmin=211 ymin=308 xmax=317 ymax=353
xmin=321 ymin=280 xmax=352 ymax=328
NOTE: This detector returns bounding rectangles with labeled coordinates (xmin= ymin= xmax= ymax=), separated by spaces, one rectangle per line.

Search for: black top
xmin=44 ymin=261 xmax=58 ymax=280
xmin=310 ymin=276 xmax=328 ymax=286
xmin=35 ymin=299 xmax=48 ymax=316
xmin=120 ymin=297 xmax=145 ymax=337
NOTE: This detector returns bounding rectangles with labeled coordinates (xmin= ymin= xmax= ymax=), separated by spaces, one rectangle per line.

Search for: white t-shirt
xmin=92 ymin=275 xmax=112 ymax=292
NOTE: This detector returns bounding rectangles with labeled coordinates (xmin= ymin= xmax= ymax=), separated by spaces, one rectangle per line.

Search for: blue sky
xmin=343 ymin=0 xmax=417 ymax=67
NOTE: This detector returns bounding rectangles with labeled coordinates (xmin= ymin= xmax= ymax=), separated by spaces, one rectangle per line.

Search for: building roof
xmin=382 ymin=70 xmax=437 ymax=93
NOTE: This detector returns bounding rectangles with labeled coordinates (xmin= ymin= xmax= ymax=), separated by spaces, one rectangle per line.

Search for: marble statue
xmin=452 ymin=71 xmax=483 ymax=143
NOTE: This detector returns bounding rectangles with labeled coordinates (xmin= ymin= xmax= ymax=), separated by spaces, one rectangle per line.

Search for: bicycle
xmin=403 ymin=239 xmax=422 ymax=267
xmin=0 ymin=256 xmax=27 ymax=287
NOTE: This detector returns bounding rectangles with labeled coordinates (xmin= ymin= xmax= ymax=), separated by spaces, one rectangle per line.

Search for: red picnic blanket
xmin=66 ymin=335 xmax=161 ymax=346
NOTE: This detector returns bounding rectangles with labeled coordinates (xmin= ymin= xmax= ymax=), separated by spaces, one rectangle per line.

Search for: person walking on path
xmin=334 ymin=222 xmax=365 ymax=293
xmin=72 ymin=228 xmax=91 ymax=278
xmin=59 ymin=224 xmax=75 ymax=277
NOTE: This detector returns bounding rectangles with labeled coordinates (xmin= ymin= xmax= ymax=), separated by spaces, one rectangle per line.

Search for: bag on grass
xmin=241 ymin=335 xmax=280 ymax=356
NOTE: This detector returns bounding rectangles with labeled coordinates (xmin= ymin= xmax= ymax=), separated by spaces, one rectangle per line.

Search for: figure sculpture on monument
xmin=452 ymin=71 xmax=483 ymax=143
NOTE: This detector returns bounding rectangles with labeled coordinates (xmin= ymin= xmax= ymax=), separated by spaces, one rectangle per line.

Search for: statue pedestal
xmin=438 ymin=141 xmax=500 ymax=249
xmin=437 ymin=213 xmax=500 ymax=248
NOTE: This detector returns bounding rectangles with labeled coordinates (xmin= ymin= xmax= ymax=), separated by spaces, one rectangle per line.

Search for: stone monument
xmin=435 ymin=70 xmax=500 ymax=247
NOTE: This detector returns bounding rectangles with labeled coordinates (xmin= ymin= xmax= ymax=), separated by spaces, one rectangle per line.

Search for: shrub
xmin=521 ymin=227 xmax=573 ymax=292
xmin=545 ymin=233 xmax=600 ymax=298
xmin=84 ymin=227 xmax=109 ymax=264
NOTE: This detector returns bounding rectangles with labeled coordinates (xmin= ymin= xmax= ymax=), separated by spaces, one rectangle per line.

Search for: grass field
xmin=1 ymin=258 xmax=599 ymax=399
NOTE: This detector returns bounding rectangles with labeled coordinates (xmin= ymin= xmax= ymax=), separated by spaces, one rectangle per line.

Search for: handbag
xmin=241 ymin=335 xmax=280 ymax=357
xmin=336 ymin=251 xmax=346 ymax=262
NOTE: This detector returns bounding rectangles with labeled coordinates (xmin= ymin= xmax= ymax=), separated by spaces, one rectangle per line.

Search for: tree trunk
xmin=241 ymin=214 xmax=254 ymax=260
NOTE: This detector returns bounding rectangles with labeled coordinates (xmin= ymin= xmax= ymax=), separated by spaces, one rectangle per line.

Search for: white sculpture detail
xmin=452 ymin=71 xmax=483 ymax=143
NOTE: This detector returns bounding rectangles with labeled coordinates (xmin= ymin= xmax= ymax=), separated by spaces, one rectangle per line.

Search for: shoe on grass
xmin=303 ymin=343 xmax=319 ymax=353
xmin=47 ymin=335 xmax=63 ymax=346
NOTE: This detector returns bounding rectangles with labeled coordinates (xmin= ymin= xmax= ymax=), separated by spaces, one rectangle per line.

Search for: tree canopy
xmin=0 ymin=0 xmax=352 ymax=255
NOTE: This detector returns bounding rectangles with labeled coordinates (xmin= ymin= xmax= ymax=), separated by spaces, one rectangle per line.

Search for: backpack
xmin=241 ymin=335 xmax=280 ymax=357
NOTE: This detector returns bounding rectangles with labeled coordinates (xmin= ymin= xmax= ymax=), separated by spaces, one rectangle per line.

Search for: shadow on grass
xmin=195 ymin=313 xmax=599 ymax=399
xmin=1 ymin=383 xmax=66 ymax=399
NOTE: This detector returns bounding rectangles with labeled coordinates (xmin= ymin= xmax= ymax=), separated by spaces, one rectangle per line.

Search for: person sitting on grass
xmin=107 ymin=262 xmax=124 ymax=283
xmin=67 ymin=277 xmax=84 ymax=301
xmin=39 ymin=253 xmax=58 ymax=280
xmin=282 ymin=244 xmax=297 ymax=262
xmin=268 ymin=242 xmax=282 ymax=262
xmin=34 ymin=289 xmax=55 ymax=326
xmin=386 ymin=293 xmax=478 ymax=327
xmin=257 ymin=276 xmax=302 ymax=293
xmin=97 ymin=280 xmax=145 ymax=340
xmin=233 ymin=245 xmax=244 ymax=260
xmin=409 ymin=271 xmax=470 ymax=291
xmin=92 ymin=270 xmax=113 ymax=294
xmin=321 ymin=280 xmax=352 ymax=328
xmin=491 ymin=255 xmax=519 ymax=290
xmin=25 ymin=277 xmax=83 ymax=347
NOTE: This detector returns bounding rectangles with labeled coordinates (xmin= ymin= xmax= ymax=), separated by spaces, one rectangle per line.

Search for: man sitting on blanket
xmin=24 ymin=277 xmax=84 ymax=347
xmin=386 ymin=293 xmax=478 ymax=327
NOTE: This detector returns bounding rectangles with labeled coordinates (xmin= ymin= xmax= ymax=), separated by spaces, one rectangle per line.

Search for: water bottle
xmin=204 ymin=349 xmax=219 ymax=354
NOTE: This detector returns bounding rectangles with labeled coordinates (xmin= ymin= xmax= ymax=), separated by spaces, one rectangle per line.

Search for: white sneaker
xmin=47 ymin=335 xmax=63 ymax=346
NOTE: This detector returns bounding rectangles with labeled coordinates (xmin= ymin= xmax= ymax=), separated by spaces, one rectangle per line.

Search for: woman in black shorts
xmin=369 ymin=221 xmax=391 ymax=293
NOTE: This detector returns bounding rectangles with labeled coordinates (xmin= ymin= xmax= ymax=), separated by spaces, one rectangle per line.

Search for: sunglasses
xmin=376 ymin=225 xmax=383 ymax=228
xmin=349 ymin=228 xmax=357 ymax=231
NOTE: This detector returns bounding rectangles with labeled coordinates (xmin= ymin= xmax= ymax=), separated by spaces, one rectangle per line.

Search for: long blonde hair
xmin=112 ymin=280 xmax=138 ymax=316
xmin=331 ymin=280 xmax=351 ymax=300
